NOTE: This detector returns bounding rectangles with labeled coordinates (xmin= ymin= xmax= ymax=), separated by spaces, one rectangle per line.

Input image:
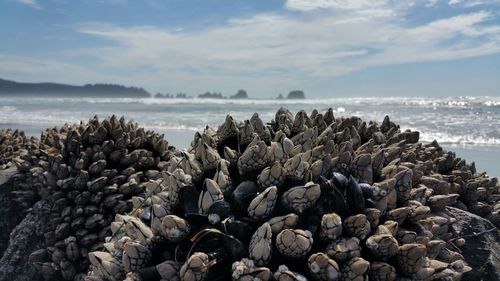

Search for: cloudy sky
xmin=1 ymin=0 xmax=500 ymax=97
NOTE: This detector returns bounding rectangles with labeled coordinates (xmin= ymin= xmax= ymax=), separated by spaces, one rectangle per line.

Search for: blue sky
xmin=1 ymin=0 xmax=500 ymax=97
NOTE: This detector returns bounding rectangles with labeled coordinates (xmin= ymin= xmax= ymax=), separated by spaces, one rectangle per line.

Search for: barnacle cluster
xmin=9 ymin=116 xmax=170 ymax=281
xmin=0 ymin=129 xmax=39 ymax=168
xmin=77 ymin=108 xmax=498 ymax=281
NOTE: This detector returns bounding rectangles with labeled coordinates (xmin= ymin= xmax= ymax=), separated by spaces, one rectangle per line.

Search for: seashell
xmin=257 ymin=161 xmax=286 ymax=189
xmin=340 ymin=257 xmax=370 ymax=281
xmin=212 ymin=159 xmax=232 ymax=195
xmin=326 ymin=237 xmax=361 ymax=263
xmin=345 ymin=176 xmax=365 ymax=215
xmin=89 ymin=251 xmax=124 ymax=281
xmin=220 ymin=217 xmax=254 ymax=245
xmin=122 ymin=241 xmax=152 ymax=272
xmin=247 ymin=186 xmax=278 ymax=220
xmin=64 ymin=236 xmax=80 ymax=262
xmin=396 ymin=244 xmax=427 ymax=276
xmin=365 ymin=233 xmax=399 ymax=261
xmin=343 ymin=214 xmax=371 ymax=240
xmin=162 ymin=215 xmax=191 ymax=242
xmin=249 ymin=222 xmax=273 ymax=266
xmin=368 ymin=262 xmax=396 ymax=281
xmin=198 ymin=178 xmax=224 ymax=214
xmin=223 ymin=147 xmax=240 ymax=167
xmin=60 ymin=260 xmax=76 ymax=280
xmin=273 ymin=265 xmax=307 ymax=281
xmin=156 ymin=260 xmax=181 ymax=281
xmin=33 ymin=262 xmax=57 ymax=280
xmin=237 ymin=141 xmax=269 ymax=175
xmin=308 ymin=252 xmax=340 ymax=281
xmin=207 ymin=200 xmax=231 ymax=224
xmin=385 ymin=207 xmax=411 ymax=225
xmin=320 ymin=213 xmax=342 ymax=241
xmin=124 ymin=216 xmax=154 ymax=245
xmin=276 ymin=229 xmax=313 ymax=259
xmin=232 ymin=258 xmax=272 ymax=281
xmin=268 ymin=213 xmax=299 ymax=235
xmin=200 ymin=143 xmax=221 ymax=173
xmin=232 ymin=181 xmax=259 ymax=211
xmin=393 ymin=169 xmax=413 ymax=204
xmin=427 ymin=194 xmax=459 ymax=212
xmin=281 ymin=182 xmax=321 ymax=214
xmin=179 ymin=252 xmax=210 ymax=281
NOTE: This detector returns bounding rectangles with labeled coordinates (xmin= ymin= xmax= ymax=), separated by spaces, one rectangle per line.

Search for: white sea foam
xmin=418 ymin=131 xmax=500 ymax=145
xmin=1 ymin=96 xmax=499 ymax=146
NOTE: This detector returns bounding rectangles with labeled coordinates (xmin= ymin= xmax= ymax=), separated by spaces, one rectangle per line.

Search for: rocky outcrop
xmin=287 ymin=90 xmax=306 ymax=99
xmin=230 ymin=89 xmax=248 ymax=99
xmin=443 ymin=207 xmax=500 ymax=280
xmin=0 ymin=166 xmax=26 ymax=255
xmin=0 ymin=200 xmax=47 ymax=281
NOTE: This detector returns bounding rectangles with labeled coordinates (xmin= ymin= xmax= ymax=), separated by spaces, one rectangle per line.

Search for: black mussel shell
xmin=220 ymin=217 xmax=254 ymax=244
xmin=346 ymin=176 xmax=365 ymax=215
xmin=185 ymin=213 xmax=209 ymax=227
xmin=207 ymin=200 xmax=232 ymax=224
xmin=134 ymin=266 xmax=162 ymax=281
xmin=318 ymin=176 xmax=348 ymax=217
xmin=297 ymin=209 xmax=321 ymax=236
xmin=179 ymin=184 xmax=199 ymax=215
xmin=140 ymin=206 xmax=151 ymax=224
xmin=232 ymin=181 xmax=259 ymax=211
xmin=175 ymin=228 xmax=247 ymax=263
xmin=359 ymin=183 xmax=375 ymax=199
xmin=365 ymin=198 xmax=377 ymax=208
xmin=331 ymin=172 xmax=349 ymax=191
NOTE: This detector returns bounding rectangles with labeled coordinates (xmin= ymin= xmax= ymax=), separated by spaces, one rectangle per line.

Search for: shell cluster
xmin=0 ymin=129 xmax=39 ymax=169
xmin=77 ymin=108 xmax=498 ymax=281
xmin=10 ymin=116 xmax=171 ymax=281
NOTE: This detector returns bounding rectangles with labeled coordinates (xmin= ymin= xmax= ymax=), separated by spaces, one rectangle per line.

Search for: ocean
xmin=1 ymin=96 xmax=499 ymax=176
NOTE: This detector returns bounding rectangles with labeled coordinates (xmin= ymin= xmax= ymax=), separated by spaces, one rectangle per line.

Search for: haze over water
xmin=1 ymin=96 xmax=498 ymax=176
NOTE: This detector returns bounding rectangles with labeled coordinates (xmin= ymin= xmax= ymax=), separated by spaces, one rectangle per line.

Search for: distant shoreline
xmin=0 ymin=78 xmax=150 ymax=98
xmin=0 ymin=78 xmax=307 ymax=99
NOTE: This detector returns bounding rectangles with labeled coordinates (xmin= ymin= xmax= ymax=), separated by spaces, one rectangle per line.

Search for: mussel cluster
xmin=0 ymin=129 xmax=39 ymax=169
xmin=82 ymin=108 xmax=498 ymax=281
xmin=11 ymin=116 xmax=171 ymax=281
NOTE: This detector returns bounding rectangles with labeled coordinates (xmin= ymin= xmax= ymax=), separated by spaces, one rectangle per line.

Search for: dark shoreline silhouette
xmin=0 ymin=78 xmax=307 ymax=99
xmin=0 ymin=78 xmax=150 ymax=98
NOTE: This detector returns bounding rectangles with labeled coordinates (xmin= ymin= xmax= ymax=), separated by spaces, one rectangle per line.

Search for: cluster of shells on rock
xmin=74 ymin=107 xmax=500 ymax=281
xmin=9 ymin=115 xmax=171 ymax=281
xmin=0 ymin=129 xmax=40 ymax=169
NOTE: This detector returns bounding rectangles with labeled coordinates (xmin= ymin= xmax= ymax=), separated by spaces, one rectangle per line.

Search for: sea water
xmin=1 ymin=96 xmax=498 ymax=176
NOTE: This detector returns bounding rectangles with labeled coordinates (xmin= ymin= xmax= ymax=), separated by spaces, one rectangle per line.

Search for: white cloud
xmin=16 ymin=0 xmax=41 ymax=9
xmin=449 ymin=0 xmax=500 ymax=7
xmin=425 ymin=0 xmax=440 ymax=7
xmin=98 ymin=0 xmax=128 ymax=5
xmin=285 ymin=0 xmax=389 ymax=11
xmin=71 ymin=7 xmax=500 ymax=89
xmin=2 ymin=1 xmax=500 ymax=96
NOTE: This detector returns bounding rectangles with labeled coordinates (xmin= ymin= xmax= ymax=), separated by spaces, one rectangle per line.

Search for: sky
xmin=1 ymin=0 xmax=500 ymax=98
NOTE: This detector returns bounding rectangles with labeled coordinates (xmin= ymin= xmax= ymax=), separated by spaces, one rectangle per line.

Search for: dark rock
xmin=198 ymin=92 xmax=225 ymax=99
xmin=230 ymin=89 xmax=248 ymax=99
xmin=440 ymin=207 xmax=500 ymax=281
xmin=0 ymin=167 xmax=26 ymax=255
xmin=287 ymin=90 xmax=306 ymax=99
xmin=0 ymin=201 xmax=47 ymax=281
